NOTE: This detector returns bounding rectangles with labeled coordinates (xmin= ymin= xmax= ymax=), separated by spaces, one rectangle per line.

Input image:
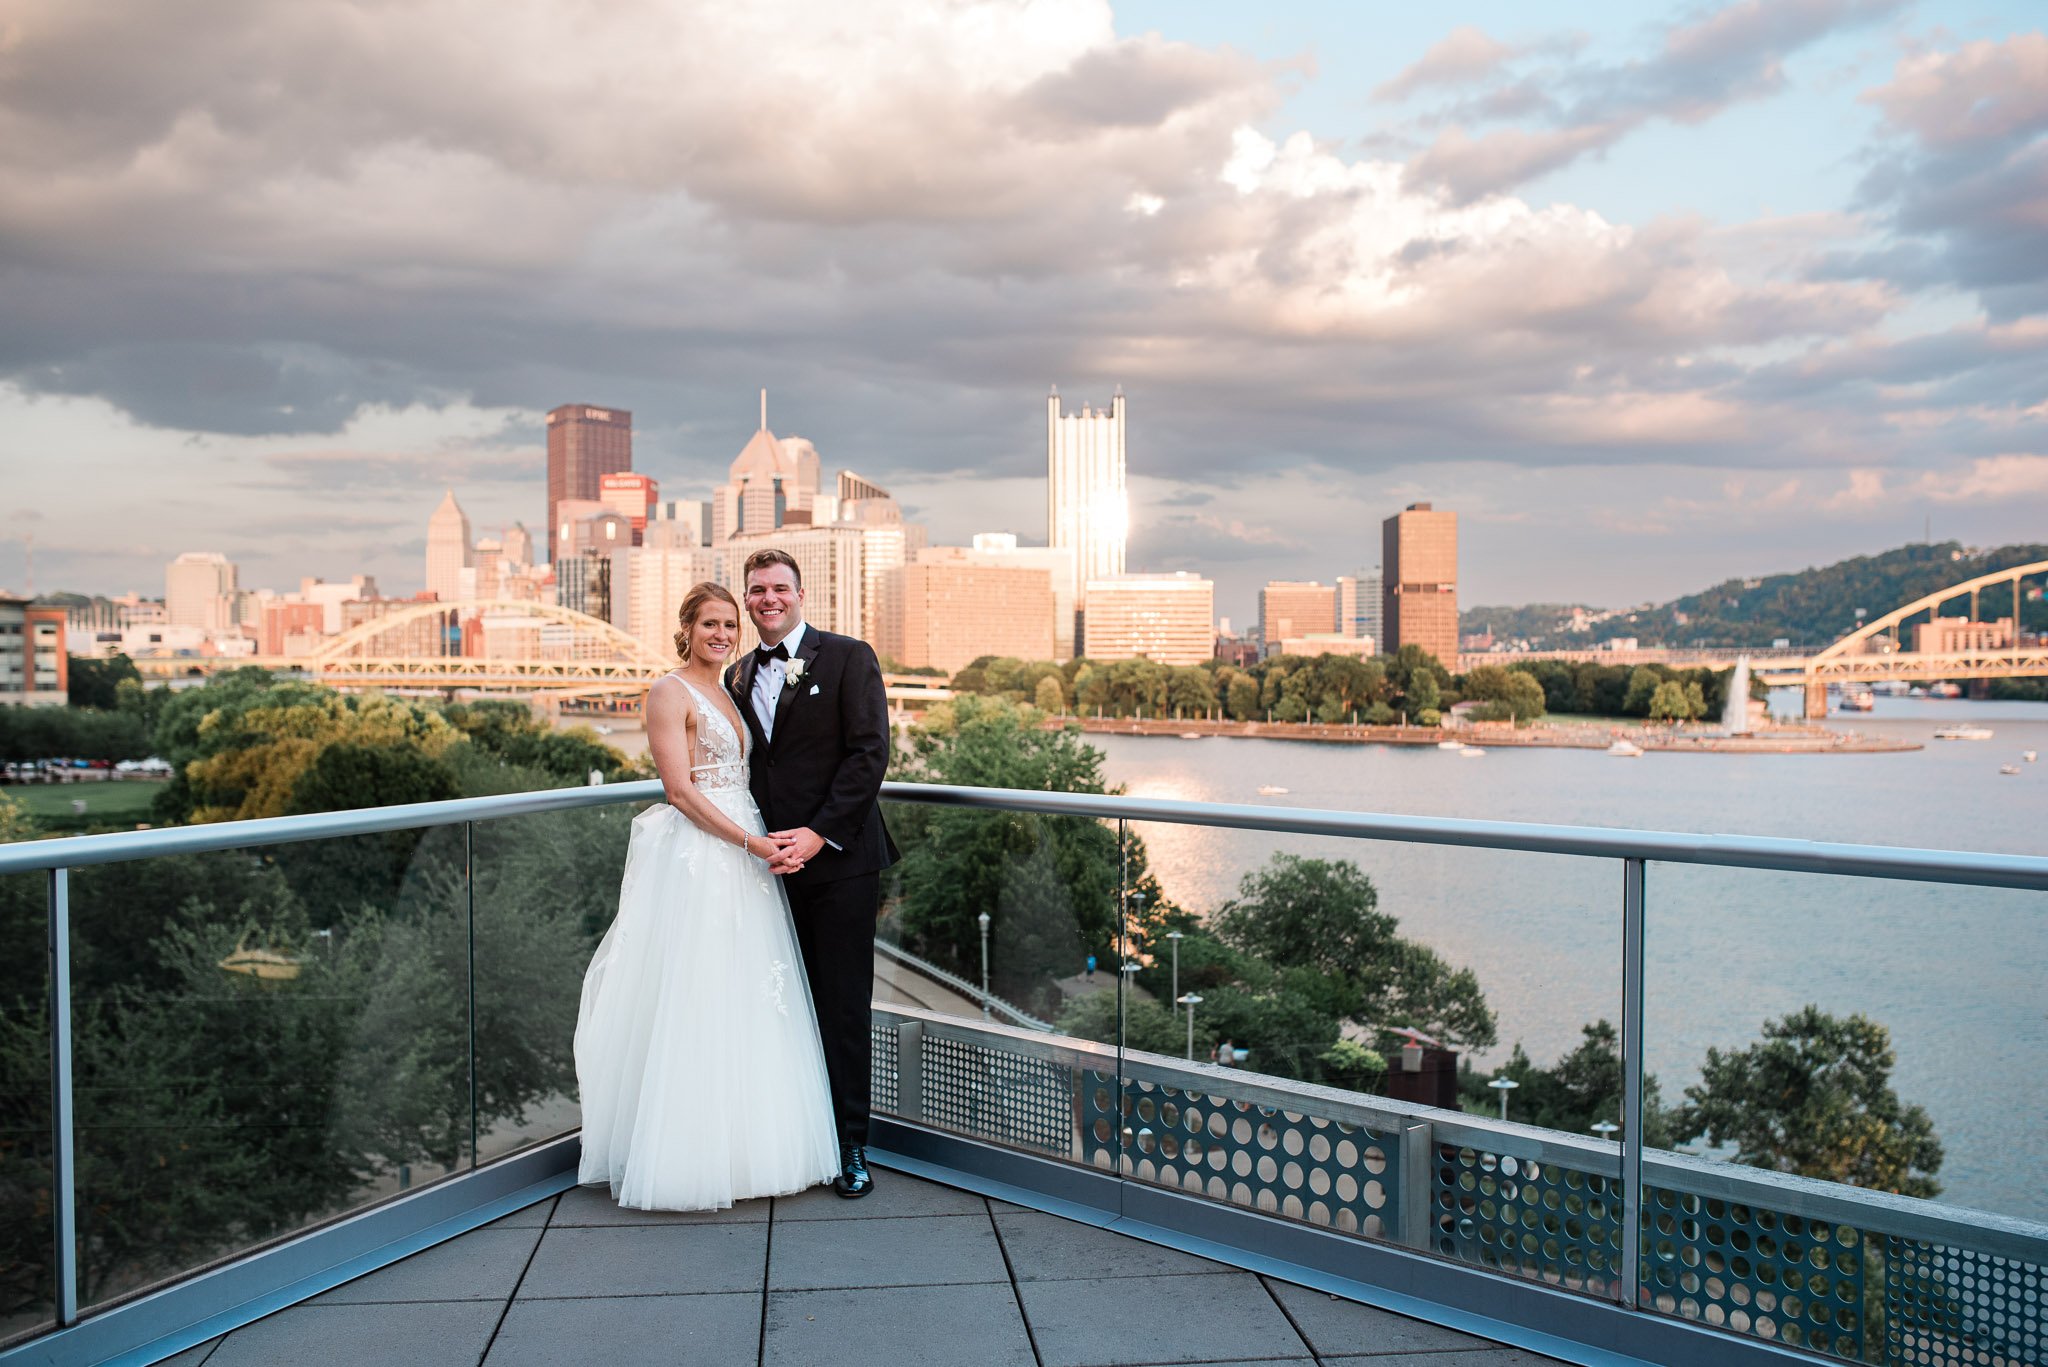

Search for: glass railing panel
xmin=63 ymin=826 xmax=468 ymax=1311
xmin=1114 ymin=817 xmax=1625 ymax=1294
xmin=0 ymin=870 xmax=54 ymax=1346
xmin=1643 ymin=863 xmax=2048 ymax=1364
xmin=468 ymin=802 xmax=640 ymax=1165
xmin=873 ymin=795 xmax=1114 ymax=1163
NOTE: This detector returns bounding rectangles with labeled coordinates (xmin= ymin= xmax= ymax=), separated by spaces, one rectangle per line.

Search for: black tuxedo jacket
xmin=726 ymin=625 xmax=899 ymax=886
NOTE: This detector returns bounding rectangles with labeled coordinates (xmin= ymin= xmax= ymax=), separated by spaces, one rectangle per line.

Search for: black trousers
xmin=787 ymin=871 xmax=879 ymax=1146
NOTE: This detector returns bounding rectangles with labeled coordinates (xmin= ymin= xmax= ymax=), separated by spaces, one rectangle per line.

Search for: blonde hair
xmin=673 ymin=582 xmax=740 ymax=662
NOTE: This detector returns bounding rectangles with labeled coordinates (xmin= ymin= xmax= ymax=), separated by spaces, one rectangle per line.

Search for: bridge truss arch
xmin=310 ymin=598 xmax=673 ymax=694
xmin=1752 ymin=558 xmax=2048 ymax=715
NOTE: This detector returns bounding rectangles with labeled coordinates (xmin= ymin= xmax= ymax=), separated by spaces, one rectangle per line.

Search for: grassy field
xmin=3 ymin=780 xmax=166 ymax=832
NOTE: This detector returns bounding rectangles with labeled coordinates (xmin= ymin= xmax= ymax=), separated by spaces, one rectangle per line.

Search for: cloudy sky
xmin=2 ymin=0 xmax=2044 ymax=624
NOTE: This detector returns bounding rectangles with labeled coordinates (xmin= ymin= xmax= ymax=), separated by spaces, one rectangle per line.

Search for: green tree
xmin=1033 ymin=674 xmax=1066 ymax=714
xmin=278 ymin=741 xmax=465 ymax=926
xmin=889 ymin=697 xmax=1161 ymax=1009
xmin=1647 ymin=679 xmax=1695 ymax=721
xmin=1462 ymin=1021 xmax=1674 ymax=1144
xmin=1675 ymin=1006 xmax=1942 ymax=1197
xmin=1406 ymin=669 xmax=1441 ymax=717
xmin=1056 ymin=989 xmax=1187 ymax=1056
xmin=1623 ymin=666 xmax=1662 ymax=716
xmin=1226 ymin=673 xmax=1260 ymax=722
xmin=1461 ymin=665 xmax=1548 ymax=723
xmin=1166 ymin=666 xmax=1215 ymax=719
xmin=67 ymin=653 xmax=142 ymax=710
xmin=1211 ymin=855 xmax=1496 ymax=1048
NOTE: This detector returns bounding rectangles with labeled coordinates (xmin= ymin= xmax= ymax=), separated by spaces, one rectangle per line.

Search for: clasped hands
xmin=760 ymin=826 xmax=825 ymax=876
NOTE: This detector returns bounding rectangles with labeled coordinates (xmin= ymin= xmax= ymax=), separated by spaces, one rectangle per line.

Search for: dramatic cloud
xmin=1848 ymin=32 xmax=2048 ymax=318
xmin=1401 ymin=0 xmax=1909 ymax=203
xmin=0 ymin=0 xmax=2044 ymax=614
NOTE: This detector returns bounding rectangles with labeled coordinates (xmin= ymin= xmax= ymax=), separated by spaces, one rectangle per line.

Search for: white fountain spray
xmin=1721 ymin=655 xmax=1752 ymax=735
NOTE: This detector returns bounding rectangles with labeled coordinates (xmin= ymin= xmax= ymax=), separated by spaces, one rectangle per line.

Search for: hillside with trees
xmin=1464 ymin=540 xmax=2048 ymax=650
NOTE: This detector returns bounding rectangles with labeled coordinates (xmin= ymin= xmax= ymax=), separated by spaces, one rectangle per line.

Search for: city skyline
xmin=3 ymin=2 xmax=2045 ymax=626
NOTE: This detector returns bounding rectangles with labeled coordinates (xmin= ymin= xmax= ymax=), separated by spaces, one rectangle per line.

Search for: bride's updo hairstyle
xmin=673 ymin=582 xmax=740 ymax=663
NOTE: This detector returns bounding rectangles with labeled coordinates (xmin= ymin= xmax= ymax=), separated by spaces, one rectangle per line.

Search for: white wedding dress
xmin=575 ymin=676 xmax=840 ymax=1209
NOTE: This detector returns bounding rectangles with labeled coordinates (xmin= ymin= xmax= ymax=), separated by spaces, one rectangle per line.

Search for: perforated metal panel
xmin=1884 ymin=1237 xmax=2045 ymax=1366
xmin=870 ymin=1022 xmax=898 ymax=1115
xmin=1433 ymin=1142 xmax=1623 ymax=1297
xmin=1642 ymin=1192 xmax=1865 ymax=1360
xmin=1090 ymin=1080 xmax=1400 ymax=1237
xmin=919 ymin=1033 xmax=1073 ymax=1156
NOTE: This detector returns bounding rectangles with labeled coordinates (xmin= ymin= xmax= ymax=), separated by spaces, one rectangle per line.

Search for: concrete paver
xmin=309 ymin=1227 xmax=542 ymax=1305
xmin=1264 ymin=1278 xmax=1510 ymax=1357
xmin=484 ymin=1292 xmax=760 ymax=1367
xmin=769 ymin=1211 xmax=1010 ymax=1291
xmin=160 ymin=1162 xmax=1559 ymax=1366
xmin=1017 ymin=1269 xmax=1310 ymax=1367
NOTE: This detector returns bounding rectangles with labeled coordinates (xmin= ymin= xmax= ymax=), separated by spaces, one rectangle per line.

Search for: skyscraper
xmin=165 ymin=552 xmax=238 ymax=630
xmin=545 ymin=404 xmax=633 ymax=563
xmin=1081 ymin=573 xmax=1212 ymax=665
xmin=1335 ymin=571 xmax=1383 ymax=647
xmin=599 ymin=472 xmax=660 ymax=543
xmin=503 ymin=522 xmax=536 ymax=567
xmin=1258 ymin=581 xmax=1337 ymax=657
xmin=1048 ymin=387 xmax=1126 ymax=638
xmin=881 ymin=562 xmax=1054 ymax=674
xmin=426 ymin=489 xmax=473 ymax=602
xmin=1383 ymin=503 xmax=1458 ymax=666
xmin=711 ymin=393 xmax=821 ymax=543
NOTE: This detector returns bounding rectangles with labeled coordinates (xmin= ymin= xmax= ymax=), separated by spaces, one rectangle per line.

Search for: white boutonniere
xmin=784 ymin=657 xmax=808 ymax=685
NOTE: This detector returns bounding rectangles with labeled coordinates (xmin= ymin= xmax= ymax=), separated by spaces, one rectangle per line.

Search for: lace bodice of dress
xmin=678 ymin=678 xmax=749 ymax=793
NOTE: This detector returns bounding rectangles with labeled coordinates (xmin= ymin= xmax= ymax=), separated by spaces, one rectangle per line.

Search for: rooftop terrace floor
xmin=148 ymin=1163 xmax=1562 ymax=1367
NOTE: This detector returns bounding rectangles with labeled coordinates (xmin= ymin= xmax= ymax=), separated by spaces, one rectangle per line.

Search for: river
xmin=1086 ymin=693 xmax=2048 ymax=1222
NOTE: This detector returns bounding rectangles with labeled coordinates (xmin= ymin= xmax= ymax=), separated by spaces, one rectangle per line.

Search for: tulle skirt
xmin=575 ymin=793 xmax=839 ymax=1209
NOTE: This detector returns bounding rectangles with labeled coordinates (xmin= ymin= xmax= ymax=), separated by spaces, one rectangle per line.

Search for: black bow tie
xmin=755 ymin=642 xmax=789 ymax=662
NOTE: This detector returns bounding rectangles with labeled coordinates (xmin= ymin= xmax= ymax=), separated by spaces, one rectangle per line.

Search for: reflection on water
xmin=1095 ymin=697 xmax=2048 ymax=1221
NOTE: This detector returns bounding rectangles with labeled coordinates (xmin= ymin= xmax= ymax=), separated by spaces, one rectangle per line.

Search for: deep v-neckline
xmin=674 ymin=673 xmax=748 ymax=760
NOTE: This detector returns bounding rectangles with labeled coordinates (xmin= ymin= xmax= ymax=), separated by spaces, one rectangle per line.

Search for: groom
xmin=728 ymin=548 xmax=898 ymax=1197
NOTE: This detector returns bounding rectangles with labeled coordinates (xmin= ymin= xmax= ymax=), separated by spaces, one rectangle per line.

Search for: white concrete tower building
xmin=1047 ymin=387 xmax=1127 ymax=626
xmin=426 ymin=489 xmax=473 ymax=602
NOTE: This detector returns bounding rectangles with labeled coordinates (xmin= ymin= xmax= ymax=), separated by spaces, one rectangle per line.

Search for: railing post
xmin=465 ymin=821 xmax=478 ymax=1168
xmin=1619 ymin=857 xmax=1646 ymax=1311
xmin=48 ymin=867 xmax=77 ymax=1325
xmin=1399 ymin=1121 xmax=1433 ymax=1252
xmin=896 ymin=1021 xmax=924 ymax=1123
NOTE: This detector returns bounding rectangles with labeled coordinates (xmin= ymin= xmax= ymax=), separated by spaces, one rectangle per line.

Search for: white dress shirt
xmin=748 ymin=620 xmax=839 ymax=850
xmin=751 ymin=619 xmax=808 ymax=743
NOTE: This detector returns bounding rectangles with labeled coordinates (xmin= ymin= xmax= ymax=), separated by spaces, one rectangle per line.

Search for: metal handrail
xmin=876 ymin=1001 xmax=2048 ymax=1263
xmin=7 ymin=778 xmax=2048 ymax=890
xmin=871 ymin=938 xmax=1054 ymax=1032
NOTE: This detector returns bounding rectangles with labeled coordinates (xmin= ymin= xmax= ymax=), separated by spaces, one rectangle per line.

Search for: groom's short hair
xmin=742 ymin=548 xmax=802 ymax=588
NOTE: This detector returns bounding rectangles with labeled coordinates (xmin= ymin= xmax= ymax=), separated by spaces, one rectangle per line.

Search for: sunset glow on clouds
xmin=0 ymin=0 xmax=2043 ymax=618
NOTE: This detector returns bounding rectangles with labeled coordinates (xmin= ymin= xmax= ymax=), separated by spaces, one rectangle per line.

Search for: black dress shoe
xmin=834 ymin=1144 xmax=874 ymax=1198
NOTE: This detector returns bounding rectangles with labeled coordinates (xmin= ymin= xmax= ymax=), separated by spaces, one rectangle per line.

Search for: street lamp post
xmin=1489 ymin=1075 xmax=1520 ymax=1121
xmin=1166 ymin=931 xmax=1183 ymax=1015
xmin=976 ymin=911 xmax=991 ymax=1021
xmin=1177 ymin=993 xmax=1202 ymax=1059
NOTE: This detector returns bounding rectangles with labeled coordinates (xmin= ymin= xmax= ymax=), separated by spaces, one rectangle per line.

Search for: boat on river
xmin=1838 ymin=689 xmax=1876 ymax=712
xmin=1436 ymin=739 xmax=1466 ymax=751
xmin=1933 ymin=725 xmax=1994 ymax=741
xmin=1607 ymin=740 xmax=1645 ymax=757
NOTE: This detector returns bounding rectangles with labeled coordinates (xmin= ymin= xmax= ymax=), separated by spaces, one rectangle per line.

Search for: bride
xmin=574 ymin=581 xmax=839 ymax=1209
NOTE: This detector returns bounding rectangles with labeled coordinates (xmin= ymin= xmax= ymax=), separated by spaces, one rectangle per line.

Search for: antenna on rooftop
xmin=760 ymin=389 xmax=768 ymax=431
